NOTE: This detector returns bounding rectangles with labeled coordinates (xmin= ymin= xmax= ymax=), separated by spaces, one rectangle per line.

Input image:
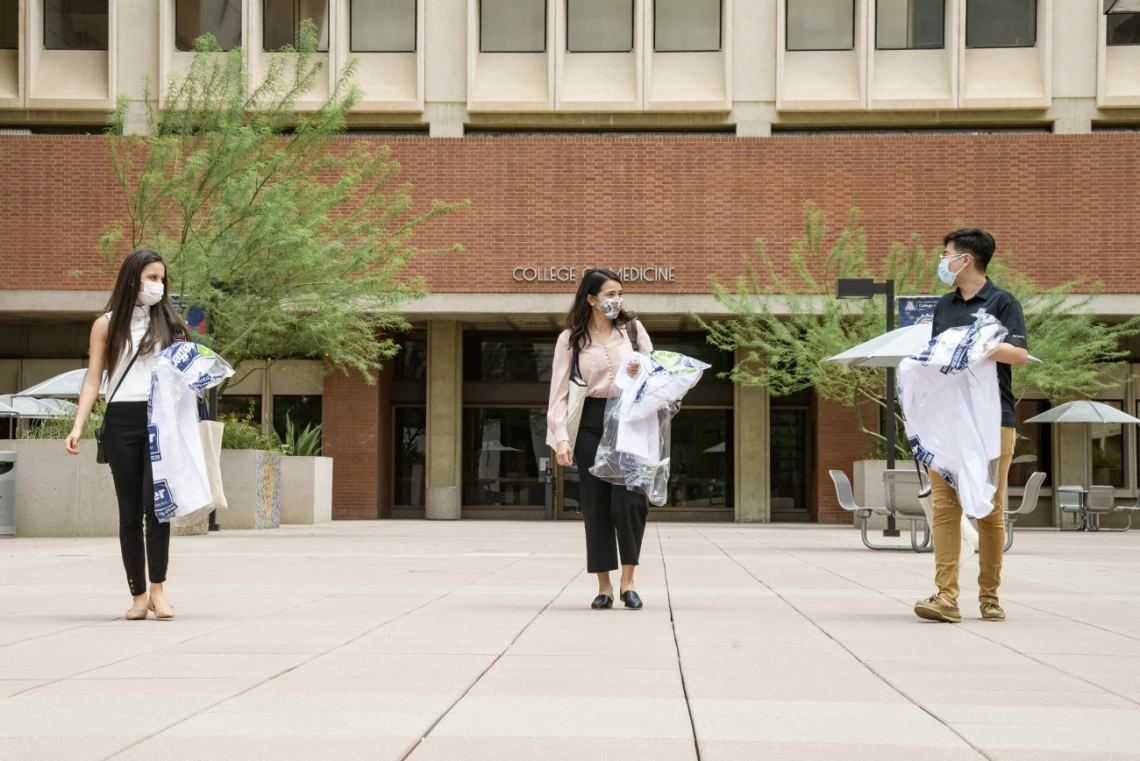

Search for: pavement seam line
xmin=657 ymin=522 xmax=702 ymax=761
xmin=763 ymin=528 xmax=1140 ymax=709
xmin=696 ymin=525 xmax=992 ymax=760
xmin=98 ymin=540 xmax=557 ymax=761
xmin=396 ymin=562 xmax=586 ymax=760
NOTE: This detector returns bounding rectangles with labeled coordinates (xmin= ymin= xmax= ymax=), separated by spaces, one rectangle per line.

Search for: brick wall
xmin=815 ymin=397 xmax=877 ymax=525
xmin=3 ymin=134 xmax=1140 ymax=294
xmin=322 ymin=370 xmax=384 ymax=519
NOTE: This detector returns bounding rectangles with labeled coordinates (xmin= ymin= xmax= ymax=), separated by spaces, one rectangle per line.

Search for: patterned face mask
xmin=596 ymin=297 xmax=623 ymax=319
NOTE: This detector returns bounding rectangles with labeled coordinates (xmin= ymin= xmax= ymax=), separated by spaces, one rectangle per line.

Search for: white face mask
xmin=139 ymin=281 xmax=164 ymax=306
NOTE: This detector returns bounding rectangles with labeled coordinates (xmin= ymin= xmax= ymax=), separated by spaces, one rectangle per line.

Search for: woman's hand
xmin=64 ymin=427 xmax=82 ymax=455
xmin=626 ymin=359 xmax=640 ymax=378
xmin=556 ymin=440 xmax=573 ymax=467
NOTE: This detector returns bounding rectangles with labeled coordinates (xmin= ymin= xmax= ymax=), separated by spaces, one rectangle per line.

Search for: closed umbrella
xmin=1026 ymin=401 xmax=1140 ymax=490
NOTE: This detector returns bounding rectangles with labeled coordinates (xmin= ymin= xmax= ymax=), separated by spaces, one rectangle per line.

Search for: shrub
xmin=20 ymin=401 xmax=105 ymax=441
xmin=220 ymin=411 xmax=280 ymax=451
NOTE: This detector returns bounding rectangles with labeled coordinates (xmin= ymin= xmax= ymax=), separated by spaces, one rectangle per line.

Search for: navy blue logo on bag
xmin=169 ymin=342 xmax=199 ymax=372
xmin=189 ymin=371 xmax=213 ymax=392
xmin=910 ymin=436 xmax=935 ymax=467
xmin=148 ymin=424 xmax=161 ymax=462
xmin=153 ymin=479 xmax=177 ymax=522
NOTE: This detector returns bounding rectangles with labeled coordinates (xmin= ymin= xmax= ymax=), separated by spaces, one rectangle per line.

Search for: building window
xmin=393 ymin=338 xmax=427 ymax=382
xmin=175 ymin=0 xmax=242 ymax=52
xmin=1107 ymin=13 xmax=1140 ymax=46
xmin=0 ymin=0 xmax=16 ymax=50
xmin=568 ymin=0 xmax=633 ymax=53
xmin=1092 ymin=400 xmax=1127 ymax=489
xmin=264 ymin=0 xmax=329 ymax=52
xmin=876 ymin=0 xmax=944 ymax=50
xmin=351 ymin=0 xmax=416 ymax=53
xmin=655 ymin=0 xmax=721 ymax=52
xmin=786 ymin=0 xmax=855 ymax=52
xmin=394 ymin=406 xmax=426 ymax=506
xmin=272 ymin=394 xmax=322 ymax=444
xmin=1010 ymin=400 xmax=1051 ymax=488
xmin=463 ymin=334 xmax=555 ymax=383
xmin=965 ymin=0 xmax=1036 ymax=49
xmin=667 ymin=408 xmax=734 ymax=508
xmin=480 ymin=0 xmax=546 ymax=53
xmin=44 ymin=0 xmax=108 ymax=50
xmin=463 ymin=407 xmax=547 ymax=507
xmin=218 ymin=394 xmax=263 ymax=425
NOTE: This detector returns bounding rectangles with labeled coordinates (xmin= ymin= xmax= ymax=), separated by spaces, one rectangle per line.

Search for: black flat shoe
xmin=591 ymin=594 xmax=613 ymax=609
xmin=621 ymin=590 xmax=643 ymax=609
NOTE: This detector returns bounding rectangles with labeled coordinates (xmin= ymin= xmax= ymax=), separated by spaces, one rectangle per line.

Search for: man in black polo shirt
xmin=914 ymin=228 xmax=1028 ymax=624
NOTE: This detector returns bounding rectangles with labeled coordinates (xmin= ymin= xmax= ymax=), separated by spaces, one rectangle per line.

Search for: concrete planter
xmin=852 ymin=459 xmax=891 ymax=530
xmin=279 ymin=456 xmax=333 ymax=524
xmin=6 ymin=440 xmax=120 ymax=537
xmin=216 ymin=450 xmax=281 ymax=530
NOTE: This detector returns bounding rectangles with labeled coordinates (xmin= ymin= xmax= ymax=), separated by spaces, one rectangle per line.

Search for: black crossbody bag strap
xmin=95 ymin=349 xmax=141 ymax=465
xmin=106 ymin=350 xmax=140 ymax=406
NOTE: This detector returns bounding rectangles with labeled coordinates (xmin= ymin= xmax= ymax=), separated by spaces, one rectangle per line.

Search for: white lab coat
xmin=590 ymin=350 xmax=711 ymax=506
xmin=149 ymin=342 xmax=234 ymax=525
xmin=898 ymin=315 xmax=1007 ymax=519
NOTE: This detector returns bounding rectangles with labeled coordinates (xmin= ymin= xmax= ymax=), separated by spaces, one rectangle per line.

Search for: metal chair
xmin=882 ymin=469 xmax=933 ymax=552
xmin=828 ymin=470 xmax=903 ymax=551
xmin=1004 ymin=471 xmax=1045 ymax=551
xmin=1057 ymin=487 xmax=1086 ymax=531
xmin=1085 ymin=485 xmax=1137 ymax=532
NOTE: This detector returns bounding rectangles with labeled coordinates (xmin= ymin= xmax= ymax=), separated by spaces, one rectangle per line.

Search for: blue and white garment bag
xmin=148 ymin=342 xmax=234 ymax=526
xmin=897 ymin=314 xmax=1007 ymax=519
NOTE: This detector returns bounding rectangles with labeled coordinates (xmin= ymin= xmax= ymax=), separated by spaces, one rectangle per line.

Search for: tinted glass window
xmin=0 ymin=0 xmax=17 ymax=50
xmin=351 ymin=0 xmax=416 ymax=52
xmin=655 ymin=0 xmax=721 ymax=52
xmin=45 ymin=0 xmax=108 ymax=51
xmin=786 ymin=0 xmax=854 ymax=51
xmin=175 ymin=0 xmax=242 ymax=51
xmin=481 ymin=0 xmax=545 ymax=53
xmin=464 ymin=334 xmax=556 ymax=382
xmin=218 ymin=394 xmax=262 ymax=424
xmin=264 ymin=0 xmax=328 ymax=51
xmin=463 ymin=407 xmax=547 ymax=507
xmin=667 ymin=408 xmax=734 ymax=508
xmin=1108 ymin=13 xmax=1140 ymax=46
xmin=394 ymin=406 xmax=426 ymax=506
xmin=876 ymin=0 xmax=944 ymax=50
xmin=1092 ymin=400 xmax=1127 ymax=489
xmin=393 ymin=338 xmax=427 ymax=382
xmin=966 ymin=0 xmax=1036 ymax=49
xmin=1010 ymin=400 xmax=1051 ymax=487
xmin=568 ymin=0 xmax=633 ymax=52
xmin=272 ymin=395 xmax=322 ymax=443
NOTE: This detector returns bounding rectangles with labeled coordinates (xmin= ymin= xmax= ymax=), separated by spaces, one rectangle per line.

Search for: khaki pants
xmin=927 ymin=427 xmax=1016 ymax=607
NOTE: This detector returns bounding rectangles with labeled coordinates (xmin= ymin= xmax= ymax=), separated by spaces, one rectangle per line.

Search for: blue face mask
xmin=938 ymin=254 xmax=966 ymax=286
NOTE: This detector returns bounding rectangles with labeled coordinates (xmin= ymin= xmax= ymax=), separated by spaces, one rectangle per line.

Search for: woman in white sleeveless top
xmin=66 ymin=250 xmax=187 ymax=620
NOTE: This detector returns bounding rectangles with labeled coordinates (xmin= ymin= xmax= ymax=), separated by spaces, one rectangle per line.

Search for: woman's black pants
xmin=103 ymin=402 xmax=169 ymax=596
xmin=575 ymin=397 xmax=649 ymax=574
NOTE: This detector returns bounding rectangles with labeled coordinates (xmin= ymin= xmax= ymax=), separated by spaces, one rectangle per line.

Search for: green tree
xmin=695 ymin=202 xmax=1140 ymax=458
xmin=101 ymin=24 xmax=469 ymax=388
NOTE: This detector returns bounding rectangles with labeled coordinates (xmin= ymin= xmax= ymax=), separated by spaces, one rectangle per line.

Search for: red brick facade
xmin=3 ymin=133 xmax=1140 ymax=294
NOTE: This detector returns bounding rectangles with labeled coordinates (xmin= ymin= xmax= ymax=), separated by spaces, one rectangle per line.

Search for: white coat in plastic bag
xmin=149 ymin=342 xmax=234 ymax=526
xmin=898 ymin=313 xmax=1007 ymax=520
xmin=589 ymin=351 xmax=711 ymax=506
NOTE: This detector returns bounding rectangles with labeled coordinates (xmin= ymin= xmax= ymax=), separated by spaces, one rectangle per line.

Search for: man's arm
xmin=990 ymin=343 xmax=1029 ymax=366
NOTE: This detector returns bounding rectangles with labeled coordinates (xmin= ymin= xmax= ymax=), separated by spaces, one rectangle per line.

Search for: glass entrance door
xmin=554 ymin=452 xmax=583 ymax=520
xmin=770 ymin=407 xmax=812 ymax=521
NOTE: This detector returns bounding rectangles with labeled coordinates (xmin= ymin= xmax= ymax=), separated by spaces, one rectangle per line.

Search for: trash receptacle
xmin=0 ymin=451 xmax=15 ymax=537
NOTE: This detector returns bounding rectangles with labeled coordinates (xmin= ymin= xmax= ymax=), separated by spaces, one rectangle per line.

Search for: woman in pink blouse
xmin=548 ymin=269 xmax=653 ymax=610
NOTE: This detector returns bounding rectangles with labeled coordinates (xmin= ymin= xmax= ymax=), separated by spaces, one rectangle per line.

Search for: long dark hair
xmin=104 ymin=250 xmax=185 ymax=379
xmin=566 ymin=268 xmax=636 ymax=354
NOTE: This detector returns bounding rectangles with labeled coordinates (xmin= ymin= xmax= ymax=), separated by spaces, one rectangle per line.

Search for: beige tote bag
xmin=198 ymin=420 xmax=228 ymax=510
xmin=546 ymin=354 xmax=586 ymax=452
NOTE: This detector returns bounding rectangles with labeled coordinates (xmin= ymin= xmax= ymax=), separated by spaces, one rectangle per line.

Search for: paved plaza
xmin=1 ymin=521 xmax=1139 ymax=760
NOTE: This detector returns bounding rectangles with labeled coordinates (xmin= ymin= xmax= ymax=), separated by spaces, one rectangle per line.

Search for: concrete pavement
xmin=1 ymin=521 xmax=1139 ymax=760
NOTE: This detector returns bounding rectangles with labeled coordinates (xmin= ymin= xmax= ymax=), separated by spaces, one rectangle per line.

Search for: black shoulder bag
xmin=94 ymin=351 xmax=140 ymax=465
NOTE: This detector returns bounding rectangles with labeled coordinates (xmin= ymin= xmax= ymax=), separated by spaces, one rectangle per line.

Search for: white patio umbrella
xmin=828 ymin=323 xmax=1043 ymax=368
xmin=16 ymin=368 xmax=103 ymax=399
xmin=0 ymin=400 xmax=19 ymax=417
xmin=0 ymin=395 xmax=74 ymax=419
xmin=704 ymin=442 xmax=726 ymax=453
xmin=1026 ymin=401 xmax=1140 ymax=489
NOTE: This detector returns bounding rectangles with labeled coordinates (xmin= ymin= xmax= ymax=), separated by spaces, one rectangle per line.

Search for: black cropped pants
xmin=575 ymin=397 xmax=649 ymax=574
xmin=103 ymin=402 xmax=170 ymax=596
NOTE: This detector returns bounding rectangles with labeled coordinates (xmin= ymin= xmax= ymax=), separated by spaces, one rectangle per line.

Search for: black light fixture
xmin=836 ymin=277 xmax=901 ymax=537
xmin=1105 ymin=1 xmax=1140 ymax=12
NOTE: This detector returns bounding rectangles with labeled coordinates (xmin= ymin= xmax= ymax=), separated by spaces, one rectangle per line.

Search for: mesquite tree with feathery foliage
xmin=101 ymin=23 xmax=468 ymax=389
xmin=695 ymin=202 xmax=1140 ymax=459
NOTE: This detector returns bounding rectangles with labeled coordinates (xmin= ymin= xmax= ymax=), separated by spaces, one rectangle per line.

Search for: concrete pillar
xmin=426 ymin=320 xmax=463 ymax=519
xmin=426 ymin=103 xmax=466 ymax=138
xmin=734 ymin=349 xmax=770 ymax=522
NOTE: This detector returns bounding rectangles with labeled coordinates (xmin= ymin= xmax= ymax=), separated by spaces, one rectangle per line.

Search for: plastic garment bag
xmin=898 ymin=314 xmax=1007 ymax=519
xmin=149 ymin=342 xmax=235 ymax=526
xmin=589 ymin=351 xmax=711 ymax=506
